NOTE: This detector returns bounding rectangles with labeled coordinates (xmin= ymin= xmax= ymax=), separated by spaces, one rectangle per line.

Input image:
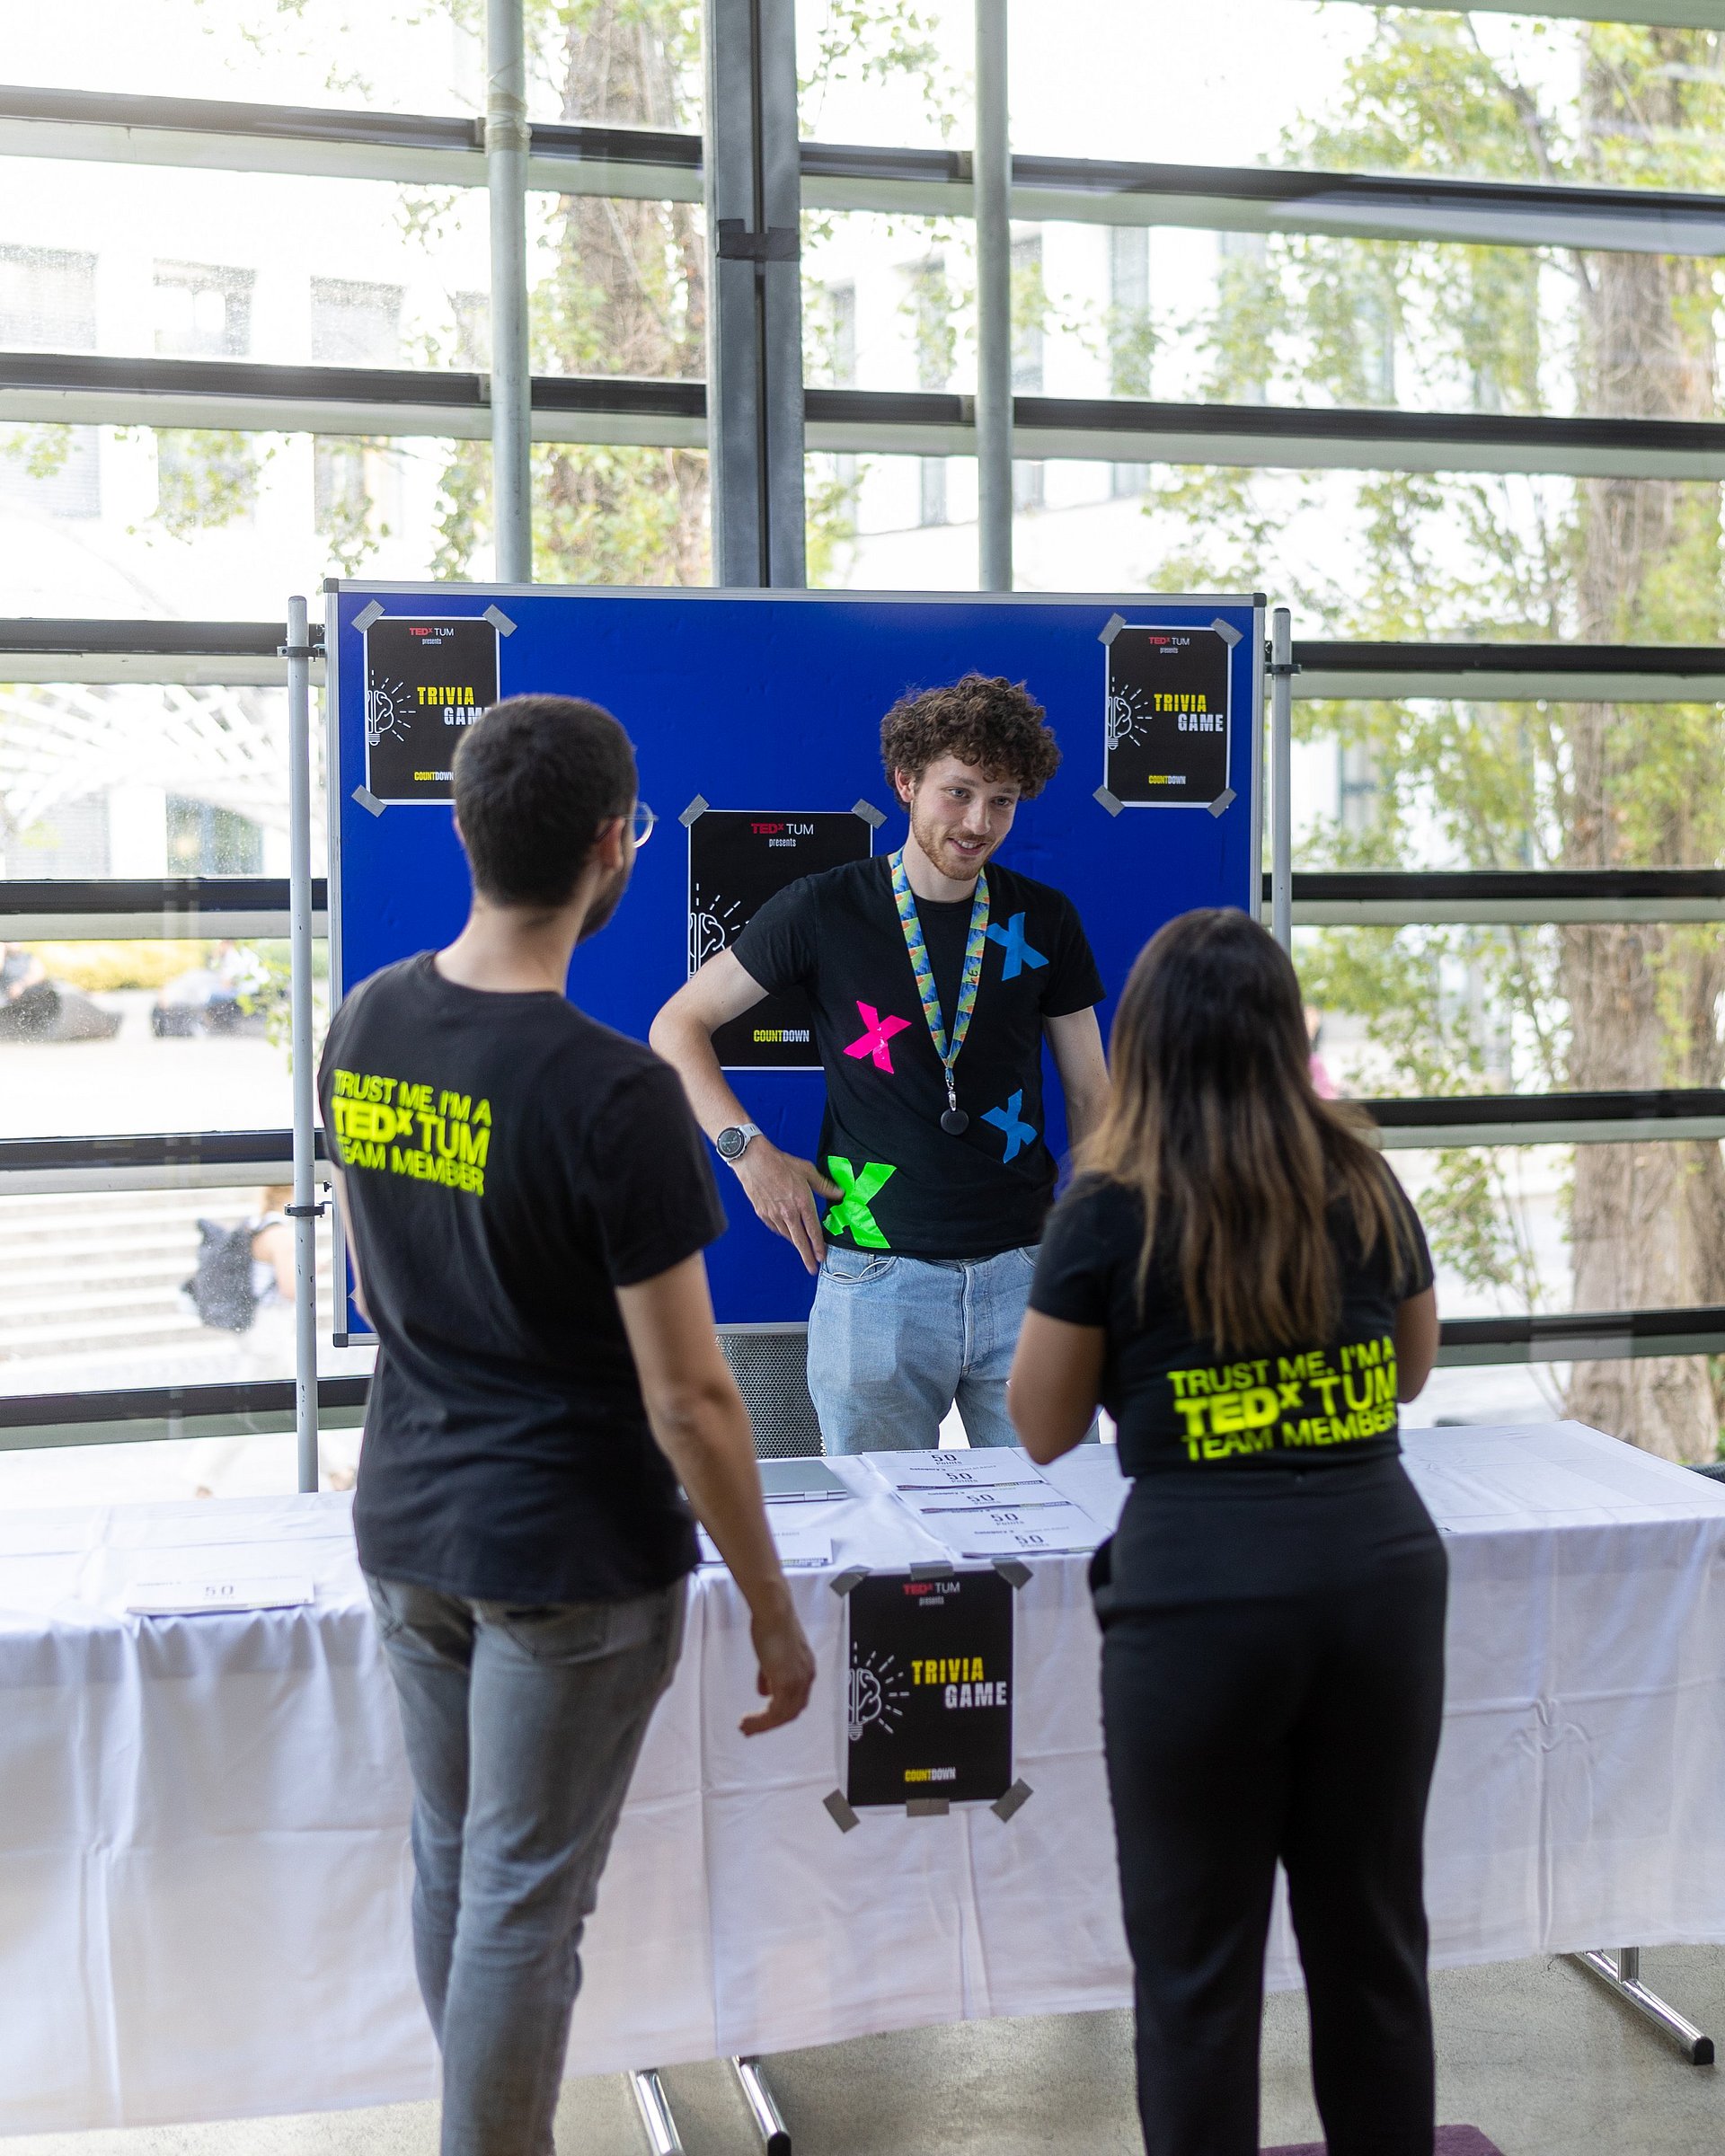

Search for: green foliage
xmin=1139 ymin=14 xmax=1725 ymax=1418
xmin=152 ymin=430 xmax=265 ymax=538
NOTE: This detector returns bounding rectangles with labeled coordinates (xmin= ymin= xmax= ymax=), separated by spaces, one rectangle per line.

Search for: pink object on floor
xmin=1265 ymin=2132 xmax=1502 ymax=2156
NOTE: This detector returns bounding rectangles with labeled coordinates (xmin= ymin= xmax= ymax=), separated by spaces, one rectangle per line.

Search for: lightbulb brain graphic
xmin=688 ymin=885 xmax=744 ymax=972
xmin=848 ymin=1649 xmax=907 ymax=1743
xmin=1106 ymin=683 xmax=1149 ymax=753
xmin=366 ymin=677 xmax=412 ymax=748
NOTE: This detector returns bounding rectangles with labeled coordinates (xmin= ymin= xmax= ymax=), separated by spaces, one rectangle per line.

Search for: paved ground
xmin=7 ymin=1947 xmax=1720 ymax=2155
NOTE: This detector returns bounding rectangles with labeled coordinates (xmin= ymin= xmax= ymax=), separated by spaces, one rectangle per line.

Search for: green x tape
xmin=824 ymin=1157 xmax=896 ymax=1249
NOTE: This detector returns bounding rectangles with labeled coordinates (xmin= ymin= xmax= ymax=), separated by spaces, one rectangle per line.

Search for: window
xmin=153 ymin=261 xmax=254 ymax=359
xmin=905 ymin=256 xmax=951 ymax=528
xmin=0 ymin=244 xmax=101 ymax=517
xmin=1107 ymin=225 xmax=1151 ymax=498
xmin=1011 ymin=234 xmax=1045 ymax=512
xmin=167 ymin=798 xmax=265 ymax=878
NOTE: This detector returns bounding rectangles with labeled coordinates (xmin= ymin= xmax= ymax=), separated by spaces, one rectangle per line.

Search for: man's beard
xmin=909 ymin=801 xmax=994 ymax=884
xmin=579 ymin=859 xmax=632 ymax=942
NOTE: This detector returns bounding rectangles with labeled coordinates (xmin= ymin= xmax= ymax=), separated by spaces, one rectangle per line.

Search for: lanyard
xmin=889 ymin=848 xmax=990 ymax=1134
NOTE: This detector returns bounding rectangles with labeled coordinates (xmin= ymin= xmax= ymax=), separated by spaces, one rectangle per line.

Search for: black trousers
xmin=1098 ymin=1460 xmax=1447 ymax=2156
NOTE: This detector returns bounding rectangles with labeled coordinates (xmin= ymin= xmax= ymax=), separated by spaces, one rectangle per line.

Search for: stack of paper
xmin=872 ymin=1449 xmax=1101 ymax=1560
xmin=698 ymin=1507 xmax=834 ymax=1572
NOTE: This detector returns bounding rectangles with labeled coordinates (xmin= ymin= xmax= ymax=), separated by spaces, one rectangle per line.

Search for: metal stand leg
xmin=1570 ymin=1947 xmax=1715 ymax=2064
xmin=629 ymin=2068 xmax=685 ymax=2154
xmin=731 ymin=2054 xmax=792 ymax=2155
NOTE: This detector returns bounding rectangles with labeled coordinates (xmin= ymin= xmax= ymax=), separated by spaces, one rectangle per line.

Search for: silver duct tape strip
xmin=992 ymin=1777 xmax=1034 ymax=1823
xmin=679 ymin=794 xmax=710 ymax=827
xmin=907 ymin=1797 xmax=950 ymax=1817
xmin=1209 ymin=786 xmax=1236 ymax=818
xmin=852 ymin=797 xmax=887 ymax=827
xmin=1098 ymin=613 xmax=1126 ymax=645
xmin=824 ymin=1789 xmax=860 ymax=1833
xmin=352 ymin=600 xmax=385 ymax=632
xmin=829 ymin=1566 xmax=869 ymax=1597
xmin=482 ymin=605 xmax=517 ymax=635
xmin=992 ymin=1558 xmax=1031 ymax=1589
xmin=1210 ymin=616 xmax=1243 ymax=647
xmin=908 ymin=1560 xmax=955 ymax=1579
xmin=1093 ymin=785 xmax=1125 ymax=817
xmin=351 ymin=785 xmax=385 ymax=817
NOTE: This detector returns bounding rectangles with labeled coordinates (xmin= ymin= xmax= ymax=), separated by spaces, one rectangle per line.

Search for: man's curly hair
xmin=880 ymin=674 xmax=1061 ymax=799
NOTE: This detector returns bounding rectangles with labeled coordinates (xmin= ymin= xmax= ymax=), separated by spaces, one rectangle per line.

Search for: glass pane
xmin=0 ymin=936 xmax=323 ymax=1137
xmin=6 ymin=0 xmax=475 ymax=119
xmin=798 ymin=1 xmax=1725 ymax=194
xmin=530 ymin=195 xmax=705 ymax=384
xmin=0 ymin=160 xmax=488 ymax=368
xmin=1296 ymin=923 xmax=1725 ymax=1097
xmin=806 ymin=207 xmax=1721 ymax=425
xmin=6 ymin=0 xmax=700 ymax=128
xmin=0 ymin=1188 xmax=370 ymax=1398
xmin=1 ymin=685 xmax=326 ymax=879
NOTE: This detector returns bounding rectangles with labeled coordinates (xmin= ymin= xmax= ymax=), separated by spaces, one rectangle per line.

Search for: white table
xmin=3 ymin=1422 xmax=1724 ymax=2134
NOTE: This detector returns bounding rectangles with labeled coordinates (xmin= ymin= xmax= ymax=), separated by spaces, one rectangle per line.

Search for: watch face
xmin=716 ymin=1126 xmax=747 ymax=1160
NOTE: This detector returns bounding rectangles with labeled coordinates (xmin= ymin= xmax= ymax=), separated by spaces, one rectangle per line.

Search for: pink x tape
xmin=843 ymin=1001 xmax=911 ymax=1074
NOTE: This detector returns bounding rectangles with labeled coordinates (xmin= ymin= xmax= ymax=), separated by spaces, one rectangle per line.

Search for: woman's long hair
xmin=1081 ymin=909 xmax=1412 ymax=1353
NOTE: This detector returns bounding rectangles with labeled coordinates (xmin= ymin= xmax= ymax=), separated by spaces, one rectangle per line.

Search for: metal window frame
xmin=6 ymin=84 xmax=1725 ymax=257
xmin=12 ymin=354 xmax=1725 ymax=482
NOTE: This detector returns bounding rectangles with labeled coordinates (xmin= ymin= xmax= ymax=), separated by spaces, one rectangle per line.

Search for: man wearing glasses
xmin=319 ymin=694 xmax=812 ymax=2153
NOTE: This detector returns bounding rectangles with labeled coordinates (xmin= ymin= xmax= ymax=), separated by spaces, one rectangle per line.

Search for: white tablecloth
xmin=3 ymin=1423 xmax=1724 ymax=2132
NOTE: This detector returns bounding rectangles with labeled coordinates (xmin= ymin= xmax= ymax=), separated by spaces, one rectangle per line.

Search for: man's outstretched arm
xmin=618 ymin=1252 xmax=816 ymax=1734
xmin=650 ymin=952 xmax=838 ymax=1274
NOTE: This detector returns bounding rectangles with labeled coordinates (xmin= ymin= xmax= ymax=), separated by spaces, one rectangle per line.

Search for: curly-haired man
xmin=651 ymin=675 xmax=1110 ymax=1452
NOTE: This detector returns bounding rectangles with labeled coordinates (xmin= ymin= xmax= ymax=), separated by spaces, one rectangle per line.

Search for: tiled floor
xmin=10 ymin=1946 xmax=1721 ymax=2155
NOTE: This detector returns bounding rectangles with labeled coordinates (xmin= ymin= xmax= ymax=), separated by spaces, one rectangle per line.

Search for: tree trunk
xmin=1561 ymin=31 xmax=1725 ymax=1460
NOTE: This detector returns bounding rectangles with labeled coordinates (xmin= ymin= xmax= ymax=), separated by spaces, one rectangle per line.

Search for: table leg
xmin=629 ymin=2067 xmax=685 ymax=2154
xmin=731 ymin=2054 xmax=792 ymax=2155
xmin=1570 ymin=1948 xmax=1715 ymax=2064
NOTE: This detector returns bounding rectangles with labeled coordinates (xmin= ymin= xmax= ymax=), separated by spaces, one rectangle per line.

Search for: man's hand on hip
xmin=732 ymin=1139 xmax=839 ymax=1274
xmin=741 ymin=1587 xmax=818 ymax=1735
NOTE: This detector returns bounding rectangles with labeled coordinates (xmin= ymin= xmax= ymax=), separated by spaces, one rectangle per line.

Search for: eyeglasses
xmin=630 ymin=800 xmax=657 ymax=849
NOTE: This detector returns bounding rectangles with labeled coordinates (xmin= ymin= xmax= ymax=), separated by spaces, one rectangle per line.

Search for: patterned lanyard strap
xmin=889 ymin=847 xmax=990 ymax=1135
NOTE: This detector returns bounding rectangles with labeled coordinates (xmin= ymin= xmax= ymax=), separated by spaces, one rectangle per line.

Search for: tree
xmin=1145 ymin=14 xmax=1725 ymax=1459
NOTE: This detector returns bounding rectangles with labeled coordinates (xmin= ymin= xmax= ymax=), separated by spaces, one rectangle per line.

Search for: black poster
xmin=1104 ymin=623 xmax=1233 ymax=808
xmin=688 ymin=809 xmax=873 ymax=1069
xmin=845 ymin=1569 xmax=1013 ymax=1808
xmin=364 ymin=617 xmax=500 ymax=804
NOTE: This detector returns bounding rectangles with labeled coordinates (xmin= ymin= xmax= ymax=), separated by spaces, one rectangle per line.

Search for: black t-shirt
xmin=318 ymin=953 xmax=726 ymax=1604
xmin=730 ymin=855 xmax=1105 ymax=1260
xmin=1031 ymin=1170 xmax=1434 ymax=1477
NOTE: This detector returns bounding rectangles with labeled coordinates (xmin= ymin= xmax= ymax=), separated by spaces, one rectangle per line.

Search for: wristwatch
xmin=714 ymin=1122 xmax=763 ymax=1163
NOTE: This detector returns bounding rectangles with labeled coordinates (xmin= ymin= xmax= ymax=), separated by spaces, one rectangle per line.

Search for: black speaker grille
xmin=720 ymin=1327 xmax=824 ymax=1458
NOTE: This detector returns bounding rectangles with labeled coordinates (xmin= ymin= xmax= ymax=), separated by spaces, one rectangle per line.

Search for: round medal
xmin=940 ymin=1108 xmax=969 ymax=1135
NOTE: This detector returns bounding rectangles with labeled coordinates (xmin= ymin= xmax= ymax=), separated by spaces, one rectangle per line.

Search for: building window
xmin=310 ymin=279 xmax=405 ymax=564
xmin=167 ymin=797 xmax=263 ymax=877
xmin=153 ymin=261 xmax=254 ymax=359
xmin=310 ymin=278 xmax=402 ymax=367
xmin=152 ymin=261 xmax=257 ymax=524
xmin=1109 ymin=226 xmax=1151 ymax=498
xmin=0 ymin=246 xmax=100 ymax=517
xmin=1011 ymin=234 xmax=1045 ymax=513
xmin=906 ymin=257 xmax=952 ymax=528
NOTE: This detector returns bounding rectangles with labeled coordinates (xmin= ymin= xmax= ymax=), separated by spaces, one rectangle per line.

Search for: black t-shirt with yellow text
xmin=318 ymin=953 xmax=726 ymax=1604
xmin=1030 ymin=1170 xmax=1433 ymax=1477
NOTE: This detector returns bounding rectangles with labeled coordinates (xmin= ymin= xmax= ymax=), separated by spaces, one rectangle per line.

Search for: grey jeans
xmin=366 ymin=1572 xmax=686 ymax=2156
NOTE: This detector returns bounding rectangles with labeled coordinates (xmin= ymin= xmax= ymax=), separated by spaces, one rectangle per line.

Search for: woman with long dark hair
xmin=1011 ymin=908 xmax=1445 ymax=2156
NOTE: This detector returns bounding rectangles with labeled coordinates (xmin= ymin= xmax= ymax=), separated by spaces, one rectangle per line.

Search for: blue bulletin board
xmin=326 ymin=582 xmax=1265 ymax=1330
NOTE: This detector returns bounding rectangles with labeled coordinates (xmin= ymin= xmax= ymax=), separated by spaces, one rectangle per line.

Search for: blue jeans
xmin=365 ymin=1573 xmax=686 ymax=2156
xmin=807 ymin=1241 xmax=1039 ymax=1453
